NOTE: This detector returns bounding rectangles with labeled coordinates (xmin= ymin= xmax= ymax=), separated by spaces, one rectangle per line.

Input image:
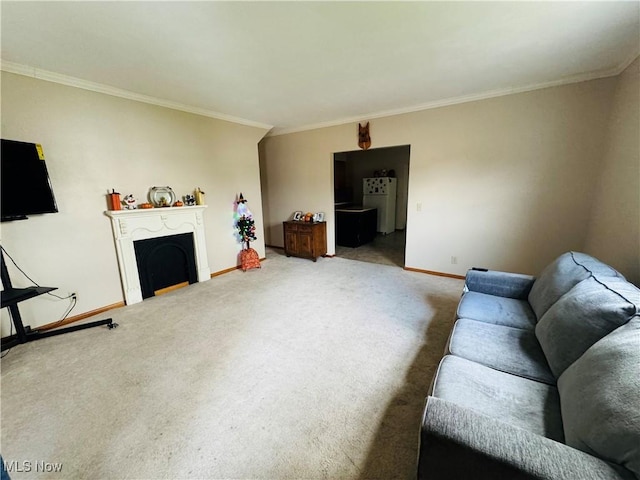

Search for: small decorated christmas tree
xmin=235 ymin=193 xmax=261 ymax=271
xmin=236 ymin=193 xmax=257 ymax=248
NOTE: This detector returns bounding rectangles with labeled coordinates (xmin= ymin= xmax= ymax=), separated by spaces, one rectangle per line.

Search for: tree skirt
xmin=240 ymin=248 xmax=261 ymax=271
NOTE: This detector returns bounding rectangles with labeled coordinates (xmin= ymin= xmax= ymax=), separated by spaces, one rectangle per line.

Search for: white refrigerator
xmin=363 ymin=177 xmax=397 ymax=234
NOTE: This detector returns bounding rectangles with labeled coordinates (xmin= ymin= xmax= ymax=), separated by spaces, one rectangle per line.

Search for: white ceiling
xmin=2 ymin=1 xmax=639 ymax=135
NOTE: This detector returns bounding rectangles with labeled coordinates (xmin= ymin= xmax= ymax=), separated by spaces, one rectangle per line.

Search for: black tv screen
xmin=1 ymin=139 xmax=59 ymax=221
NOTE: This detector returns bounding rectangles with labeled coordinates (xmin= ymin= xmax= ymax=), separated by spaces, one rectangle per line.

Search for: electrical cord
xmin=0 ymin=245 xmax=77 ymax=342
xmin=1 ymin=245 xmax=75 ymax=300
xmin=42 ymin=295 xmax=77 ymax=329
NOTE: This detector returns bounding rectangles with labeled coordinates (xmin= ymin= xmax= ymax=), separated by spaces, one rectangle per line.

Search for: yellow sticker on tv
xmin=35 ymin=144 xmax=45 ymax=160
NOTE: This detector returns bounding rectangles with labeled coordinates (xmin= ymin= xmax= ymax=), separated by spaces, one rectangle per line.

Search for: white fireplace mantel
xmin=105 ymin=206 xmax=211 ymax=305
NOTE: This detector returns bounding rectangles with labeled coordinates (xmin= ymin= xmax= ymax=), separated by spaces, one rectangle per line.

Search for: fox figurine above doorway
xmin=358 ymin=122 xmax=371 ymax=150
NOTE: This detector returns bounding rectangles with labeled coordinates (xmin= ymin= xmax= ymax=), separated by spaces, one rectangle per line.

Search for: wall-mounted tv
xmin=1 ymin=139 xmax=59 ymax=222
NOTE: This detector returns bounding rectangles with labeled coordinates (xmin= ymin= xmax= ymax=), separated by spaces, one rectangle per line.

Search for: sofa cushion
xmin=456 ymin=292 xmax=536 ymax=329
xmin=464 ymin=269 xmax=535 ymax=299
xmin=432 ymin=355 xmax=564 ymax=442
xmin=448 ymin=318 xmax=555 ymax=384
xmin=558 ymin=318 xmax=640 ymax=477
xmin=536 ymin=276 xmax=639 ymax=377
xmin=420 ymin=396 xmax=637 ymax=480
xmin=528 ymin=252 xmax=623 ymax=320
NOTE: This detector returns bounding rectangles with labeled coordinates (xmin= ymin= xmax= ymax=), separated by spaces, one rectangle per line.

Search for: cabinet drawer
xmin=297 ymin=225 xmax=313 ymax=233
xmin=285 ymin=223 xmax=298 ymax=232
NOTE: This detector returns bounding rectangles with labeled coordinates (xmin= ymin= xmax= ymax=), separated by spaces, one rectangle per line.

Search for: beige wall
xmin=260 ymin=77 xmax=618 ymax=276
xmin=585 ymin=58 xmax=640 ymax=284
xmin=1 ymin=72 xmax=268 ymax=336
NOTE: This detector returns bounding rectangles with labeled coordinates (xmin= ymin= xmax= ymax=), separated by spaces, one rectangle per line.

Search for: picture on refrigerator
xmin=363 ymin=177 xmax=397 ymax=234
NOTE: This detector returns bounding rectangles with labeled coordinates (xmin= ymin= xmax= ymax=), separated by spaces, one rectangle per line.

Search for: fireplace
xmin=134 ymin=233 xmax=197 ymax=299
xmin=105 ymin=206 xmax=210 ymax=305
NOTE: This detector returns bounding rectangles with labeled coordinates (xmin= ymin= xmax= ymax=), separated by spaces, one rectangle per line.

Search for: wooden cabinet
xmin=283 ymin=221 xmax=327 ymax=262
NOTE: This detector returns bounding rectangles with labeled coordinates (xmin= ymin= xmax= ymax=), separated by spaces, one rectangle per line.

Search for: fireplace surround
xmin=105 ymin=206 xmax=210 ymax=305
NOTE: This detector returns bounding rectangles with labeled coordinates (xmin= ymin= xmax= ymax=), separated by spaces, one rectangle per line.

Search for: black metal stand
xmin=1 ymin=250 xmax=117 ymax=352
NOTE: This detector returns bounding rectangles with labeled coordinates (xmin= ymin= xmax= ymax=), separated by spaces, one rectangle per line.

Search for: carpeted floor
xmin=335 ymin=230 xmax=406 ymax=268
xmin=1 ymin=248 xmax=463 ymax=479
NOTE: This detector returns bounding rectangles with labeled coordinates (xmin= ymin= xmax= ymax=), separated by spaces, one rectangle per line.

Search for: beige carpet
xmin=335 ymin=231 xmax=406 ymax=268
xmin=1 ymin=248 xmax=463 ymax=479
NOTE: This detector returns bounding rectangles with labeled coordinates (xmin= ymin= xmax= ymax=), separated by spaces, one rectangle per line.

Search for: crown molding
xmin=3 ymin=54 xmax=635 ymax=139
xmin=0 ymin=60 xmax=273 ymax=131
xmin=617 ymin=50 xmax=640 ymax=75
xmin=267 ymin=59 xmax=634 ymax=137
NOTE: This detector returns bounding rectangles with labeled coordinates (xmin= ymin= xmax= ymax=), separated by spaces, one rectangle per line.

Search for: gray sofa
xmin=418 ymin=252 xmax=640 ymax=479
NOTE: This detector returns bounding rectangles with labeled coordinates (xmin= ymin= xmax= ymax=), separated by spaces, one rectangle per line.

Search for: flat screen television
xmin=1 ymin=139 xmax=59 ymax=221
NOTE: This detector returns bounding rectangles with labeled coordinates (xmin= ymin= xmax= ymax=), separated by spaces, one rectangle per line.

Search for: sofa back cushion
xmin=535 ymin=276 xmax=639 ymax=378
xmin=558 ymin=318 xmax=640 ymax=477
xmin=528 ymin=252 xmax=623 ymax=320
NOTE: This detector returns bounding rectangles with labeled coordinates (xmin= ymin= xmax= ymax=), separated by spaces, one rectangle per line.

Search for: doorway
xmin=333 ymin=145 xmax=410 ymax=267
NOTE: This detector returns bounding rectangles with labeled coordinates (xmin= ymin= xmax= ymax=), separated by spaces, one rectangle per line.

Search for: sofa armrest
xmin=418 ymin=397 xmax=633 ymax=480
xmin=464 ymin=269 xmax=535 ymax=299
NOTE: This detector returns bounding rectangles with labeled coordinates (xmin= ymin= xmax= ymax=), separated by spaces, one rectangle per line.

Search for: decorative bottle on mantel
xmin=107 ymin=189 xmax=121 ymax=210
xmin=195 ymin=187 xmax=205 ymax=205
